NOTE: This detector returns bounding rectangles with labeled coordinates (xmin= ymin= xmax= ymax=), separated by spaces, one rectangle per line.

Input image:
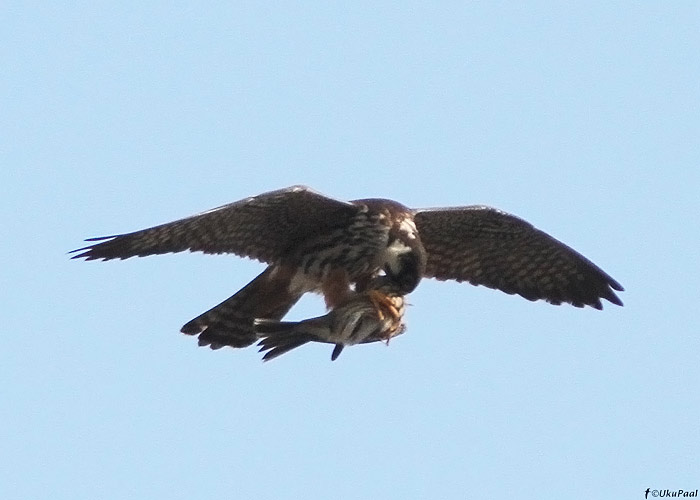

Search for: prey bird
xmin=255 ymin=275 xmax=406 ymax=361
xmin=71 ymin=185 xmax=623 ymax=352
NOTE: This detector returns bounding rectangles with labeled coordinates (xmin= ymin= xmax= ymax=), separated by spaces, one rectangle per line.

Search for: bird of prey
xmin=72 ymin=185 xmax=623 ymax=351
xmin=256 ymin=275 xmax=406 ymax=361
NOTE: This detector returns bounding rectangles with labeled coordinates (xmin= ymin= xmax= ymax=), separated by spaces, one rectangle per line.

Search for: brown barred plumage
xmin=72 ymin=185 xmax=623 ymax=355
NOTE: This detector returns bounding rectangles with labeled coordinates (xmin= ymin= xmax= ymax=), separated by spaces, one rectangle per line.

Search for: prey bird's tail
xmin=255 ymin=320 xmax=316 ymax=362
xmin=255 ymin=318 xmax=330 ymax=362
xmin=181 ymin=266 xmax=303 ymax=349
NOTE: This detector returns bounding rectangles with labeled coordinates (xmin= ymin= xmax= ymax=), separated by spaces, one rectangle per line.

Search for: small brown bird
xmin=255 ymin=276 xmax=406 ymax=361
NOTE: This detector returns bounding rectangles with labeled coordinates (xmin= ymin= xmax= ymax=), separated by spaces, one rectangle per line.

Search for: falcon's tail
xmin=255 ymin=319 xmax=331 ymax=361
xmin=181 ymin=266 xmax=303 ymax=349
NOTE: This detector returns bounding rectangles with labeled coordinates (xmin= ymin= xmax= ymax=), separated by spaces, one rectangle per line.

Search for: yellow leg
xmin=367 ymin=289 xmax=386 ymax=320
xmin=367 ymin=290 xmax=401 ymax=321
xmin=367 ymin=290 xmax=403 ymax=344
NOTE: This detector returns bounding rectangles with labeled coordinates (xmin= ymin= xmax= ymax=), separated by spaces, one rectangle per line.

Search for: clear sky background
xmin=2 ymin=2 xmax=699 ymax=499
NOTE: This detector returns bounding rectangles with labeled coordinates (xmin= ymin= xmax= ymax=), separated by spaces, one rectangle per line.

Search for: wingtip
xmin=602 ymin=281 xmax=624 ymax=307
xmin=606 ymin=293 xmax=624 ymax=307
xmin=69 ymin=250 xmax=99 ymax=261
xmin=69 ymin=236 xmax=121 ymax=261
xmin=84 ymin=235 xmax=118 ymax=242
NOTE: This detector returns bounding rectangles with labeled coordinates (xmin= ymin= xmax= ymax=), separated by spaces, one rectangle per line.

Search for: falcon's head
xmin=384 ymin=238 xmax=426 ymax=293
xmin=357 ymin=198 xmax=427 ymax=294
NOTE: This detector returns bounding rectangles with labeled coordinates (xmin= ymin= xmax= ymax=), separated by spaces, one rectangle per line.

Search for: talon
xmin=386 ymin=302 xmax=401 ymax=321
xmin=368 ymin=290 xmax=402 ymax=321
xmin=368 ymin=290 xmax=387 ymax=321
xmin=367 ymin=289 xmax=404 ymax=344
xmin=384 ymin=321 xmax=401 ymax=345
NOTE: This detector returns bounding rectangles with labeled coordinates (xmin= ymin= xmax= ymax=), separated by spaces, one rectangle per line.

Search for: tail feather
xmin=256 ymin=318 xmax=329 ymax=361
xmin=181 ymin=266 xmax=303 ymax=349
xmin=331 ymin=344 xmax=344 ymax=360
xmin=258 ymin=332 xmax=317 ymax=362
xmin=253 ymin=319 xmax=300 ymax=336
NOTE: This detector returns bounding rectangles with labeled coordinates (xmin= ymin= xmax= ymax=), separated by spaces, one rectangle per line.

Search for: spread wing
xmin=413 ymin=206 xmax=624 ymax=309
xmin=71 ymin=186 xmax=359 ymax=263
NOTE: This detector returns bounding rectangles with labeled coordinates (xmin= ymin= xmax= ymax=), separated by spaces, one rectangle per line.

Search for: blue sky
xmin=2 ymin=2 xmax=699 ymax=499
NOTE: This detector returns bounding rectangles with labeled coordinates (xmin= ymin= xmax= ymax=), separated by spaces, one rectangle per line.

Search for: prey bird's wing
xmin=414 ymin=206 xmax=624 ymax=309
xmin=71 ymin=186 xmax=359 ymax=263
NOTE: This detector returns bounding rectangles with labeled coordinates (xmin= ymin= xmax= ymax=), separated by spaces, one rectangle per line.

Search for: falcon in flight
xmin=72 ymin=185 xmax=623 ymax=351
